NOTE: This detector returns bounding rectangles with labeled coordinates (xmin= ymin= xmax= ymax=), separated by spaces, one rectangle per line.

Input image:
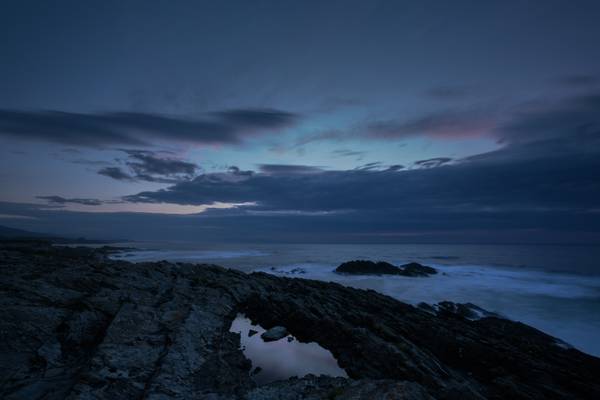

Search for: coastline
xmin=2 ymin=241 xmax=599 ymax=399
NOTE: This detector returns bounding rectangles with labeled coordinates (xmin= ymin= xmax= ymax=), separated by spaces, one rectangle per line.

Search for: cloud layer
xmin=97 ymin=150 xmax=199 ymax=184
xmin=0 ymin=108 xmax=299 ymax=148
xmin=111 ymin=91 xmax=600 ymax=242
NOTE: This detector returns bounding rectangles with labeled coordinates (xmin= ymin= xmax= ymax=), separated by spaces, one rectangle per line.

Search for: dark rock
xmin=419 ymin=301 xmax=502 ymax=320
xmin=248 ymin=329 xmax=258 ymax=337
xmin=287 ymin=336 xmax=294 ymax=342
xmin=289 ymin=268 xmax=306 ymax=274
xmin=336 ymin=260 xmax=400 ymax=275
xmin=1 ymin=241 xmax=599 ymax=400
xmin=245 ymin=375 xmax=435 ymax=400
xmin=261 ymin=326 xmax=288 ymax=342
xmin=335 ymin=260 xmax=437 ymax=276
xmin=400 ymin=262 xmax=438 ymax=276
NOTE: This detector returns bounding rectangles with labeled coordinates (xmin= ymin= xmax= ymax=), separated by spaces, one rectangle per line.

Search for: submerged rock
xmin=261 ymin=326 xmax=288 ymax=342
xmin=335 ymin=260 xmax=437 ymax=276
xmin=1 ymin=241 xmax=599 ymax=400
xmin=418 ymin=301 xmax=502 ymax=320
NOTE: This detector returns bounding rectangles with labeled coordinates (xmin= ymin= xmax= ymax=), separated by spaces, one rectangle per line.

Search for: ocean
xmin=111 ymin=242 xmax=600 ymax=357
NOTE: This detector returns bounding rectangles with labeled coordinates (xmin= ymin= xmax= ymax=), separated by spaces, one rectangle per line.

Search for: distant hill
xmin=0 ymin=225 xmax=49 ymax=239
xmin=0 ymin=224 xmax=124 ymax=244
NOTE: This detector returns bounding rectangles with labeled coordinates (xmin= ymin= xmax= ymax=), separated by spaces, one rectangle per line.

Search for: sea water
xmin=229 ymin=314 xmax=347 ymax=384
xmin=112 ymin=242 xmax=600 ymax=357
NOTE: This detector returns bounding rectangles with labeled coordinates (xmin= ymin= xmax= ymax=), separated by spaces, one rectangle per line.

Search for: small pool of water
xmin=229 ymin=313 xmax=347 ymax=385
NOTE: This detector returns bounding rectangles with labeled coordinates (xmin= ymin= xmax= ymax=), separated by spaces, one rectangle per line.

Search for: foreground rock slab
xmin=1 ymin=241 xmax=599 ymax=400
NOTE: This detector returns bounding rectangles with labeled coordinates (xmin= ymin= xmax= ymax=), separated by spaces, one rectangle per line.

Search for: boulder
xmin=260 ymin=326 xmax=288 ymax=342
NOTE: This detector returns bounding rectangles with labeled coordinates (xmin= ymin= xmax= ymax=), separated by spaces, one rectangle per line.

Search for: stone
xmin=335 ymin=260 xmax=437 ymax=276
xmin=1 ymin=241 xmax=599 ymax=400
xmin=260 ymin=326 xmax=288 ymax=342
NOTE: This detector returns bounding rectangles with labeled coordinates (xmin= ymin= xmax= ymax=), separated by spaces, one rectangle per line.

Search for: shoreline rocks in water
xmin=260 ymin=326 xmax=288 ymax=342
xmin=335 ymin=259 xmax=437 ymax=276
xmin=1 ymin=240 xmax=599 ymax=399
xmin=417 ymin=301 xmax=503 ymax=321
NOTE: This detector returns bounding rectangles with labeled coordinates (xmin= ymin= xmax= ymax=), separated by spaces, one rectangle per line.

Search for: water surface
xmin=113 ymin=242 xmax=600 ymax=356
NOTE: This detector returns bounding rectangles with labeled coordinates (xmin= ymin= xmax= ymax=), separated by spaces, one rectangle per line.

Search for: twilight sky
xmin=1 ymin=0 xmax=599 ymax=243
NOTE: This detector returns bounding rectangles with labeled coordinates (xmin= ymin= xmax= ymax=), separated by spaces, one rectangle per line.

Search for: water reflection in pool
xmin=229 ymin=313 xmax=347 ymax=385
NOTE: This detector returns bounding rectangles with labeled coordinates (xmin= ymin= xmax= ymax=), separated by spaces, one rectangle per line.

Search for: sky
xmin=1 ymin=0 xmax=599 ymax=243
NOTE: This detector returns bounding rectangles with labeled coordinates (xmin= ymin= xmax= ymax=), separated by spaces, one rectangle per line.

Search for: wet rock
xmin=1 ymin=241 xmax=599 ymax=400
xmin=418 ymin=301 xmax=502 ymax=320
xmin=246 ymin=375 xmax=436 ymax=400
xmin=399 ymin=262 xmax=438 ymax=277
xmin=248 ymin=329 xmax=258 ymax=337
xmin=261 ymin=326 xmax=288 ymax=342
xmin=335 ymin=260 xmax=400 ymax=275
xmin=335 ymin=260 xmax=437 ymax=276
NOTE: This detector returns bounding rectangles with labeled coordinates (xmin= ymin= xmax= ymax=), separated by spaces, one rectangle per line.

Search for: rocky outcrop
xmin=1 ymin=241 xmax=599 ymax=400
xmin=335 ymin=260 xmax=437 ymax=276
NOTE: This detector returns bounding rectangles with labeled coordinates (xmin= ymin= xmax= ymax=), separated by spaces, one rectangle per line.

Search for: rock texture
xmin=417 ymin=302 xmax=503 ymax=321
xmin=260 ymin=327 xmax=288 ymax=342
xmin=1 ymin=241 xmax=599 ymax=400
xmin=335 ymin=260 xmax=437 ymax=276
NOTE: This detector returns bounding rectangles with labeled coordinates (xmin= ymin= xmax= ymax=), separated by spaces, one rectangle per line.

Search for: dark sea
xmin=112 ymin=242 xmax=600 ymax=357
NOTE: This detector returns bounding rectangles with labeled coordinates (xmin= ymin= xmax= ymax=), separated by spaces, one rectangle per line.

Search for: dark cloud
xmin=98 ymin=167 xmax=135 ymax=181
xmin=125 ymin=150 xmax=197 ymax=178
xmin=36 ymin=195 xmax=105 ymax=206
xmin=69 ymin=159 xmax=112 ymax=166
xmin=124 ymin=145 xmax=600 ymax=218
xmin=3 ymin=199 xmax=599 ymax=244
xmin=258 ymin=164 xmax=324 ymax=175
xmin=0 ymin=108 xmax=299 ymax=148
xmin=98 ymin=150 xmax=199 ymax=184
xmin=227 ymin=166 xmax=254 ymax=177
xmin=212 ymin=109 xmax=298 ymax=129
xmin=414 ymin=157 xmax=453 ymax=168
xmin=354 ymin=162 xmax=383 ymax=171
xmin=365 ymin=109 xmax=495 ymax=140
xmin=332 ymin=149 xmax=367 ymax=158
xmin=353 ymin=162 xmax=404 ymax=172
xmin=495 ymin=93 xmax=600 ymax=145
xmin=123 ymin=92 xmax=600 ymax=237
xmin=357 ymin=91 xmax=600 ymax=148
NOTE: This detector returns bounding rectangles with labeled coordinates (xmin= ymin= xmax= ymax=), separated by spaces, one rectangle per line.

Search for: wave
xmin=112 ymin=249 xmax=269 ymax=262
xmin=256 ymin=262 xmax=600 ymax=356
xmin=257 ymin=262 xmax=600 ymax=301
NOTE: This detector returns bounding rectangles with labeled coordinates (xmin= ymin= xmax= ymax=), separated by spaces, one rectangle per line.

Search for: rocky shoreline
xmin=1 ymin=241 xmax=599 ymax=399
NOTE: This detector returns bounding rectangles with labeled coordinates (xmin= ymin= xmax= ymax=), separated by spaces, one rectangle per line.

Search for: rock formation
xmin=335 ymin=260 xmax=437 ymax=276
xmin=1 ymin=241 xmax=599 ymax=399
